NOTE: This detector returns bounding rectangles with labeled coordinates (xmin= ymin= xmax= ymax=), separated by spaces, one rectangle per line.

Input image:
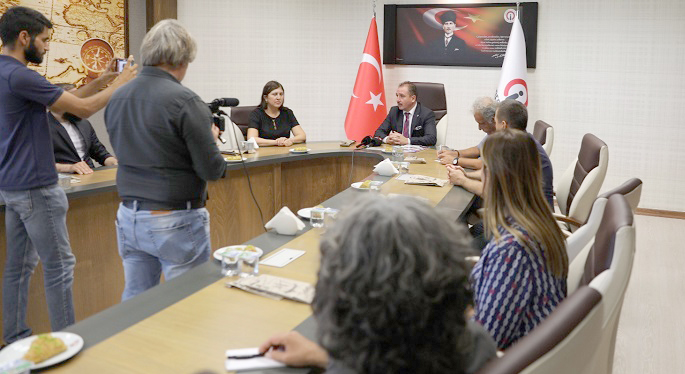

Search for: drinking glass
xmin=392 ymin=146 xmax=404 ymax=162
xmin=310 ymin=207 xmax=326 ymax=228
xmin=221 ymin=250 xmax=241 ymax=276
xmin=240 ymin=252 xmax=259 ymax=277
xmin=397 ymin=162 xmax=409 ymax=176
xmin=58 ymin=174 xmax=72 ymax=190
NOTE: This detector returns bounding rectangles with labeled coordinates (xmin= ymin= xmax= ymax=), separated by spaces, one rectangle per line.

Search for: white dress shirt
xmin=59 ymin=120 xmax=87 ymax=161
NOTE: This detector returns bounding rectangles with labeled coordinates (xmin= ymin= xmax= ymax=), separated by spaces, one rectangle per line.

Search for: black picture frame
xmin=383 ymin=2 xmax=538 ymax=68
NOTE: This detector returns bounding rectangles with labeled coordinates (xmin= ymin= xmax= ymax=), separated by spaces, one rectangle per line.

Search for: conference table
xmin=1 ymin=142 xmax=475 ymax=373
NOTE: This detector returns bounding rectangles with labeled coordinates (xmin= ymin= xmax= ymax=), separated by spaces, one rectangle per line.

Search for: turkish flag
xmin=344 ymin=17 xmax=387 ymax=141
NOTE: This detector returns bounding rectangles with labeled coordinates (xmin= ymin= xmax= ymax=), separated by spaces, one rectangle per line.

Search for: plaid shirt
xmin=470 ymin=222 xmax=567 ymax=349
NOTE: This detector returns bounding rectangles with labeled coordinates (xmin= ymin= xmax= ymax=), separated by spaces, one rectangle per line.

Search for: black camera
xmin=207 ymin=98 xmax=239 ymax=132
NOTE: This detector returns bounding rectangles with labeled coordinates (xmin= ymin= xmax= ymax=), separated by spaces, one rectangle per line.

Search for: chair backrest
xmin=532 ymin=120 xmax=554 ymax=157
xmin=413 ymin=82 xmax=447 ymax=122
xmin=413 ymin=82 xmax=447 ymax=146
xmin=555 ymin=133 xmax=609 ymax=231
xmin=229 ymin=105 xmax=259 ymax=138
xmin=580 ymin=194 xmax=634 ymax=287
xmin=475 ymin=286 xmax=603 ymax=374
xmin=435 ymin=114 xmax=448 ymax=146
xmin=566 ymin=179 xmax=643 ymax=294
xmin=599 ymin=178 xmax=642 ymax=212
xmin=587 ymin=194 xmax=636 ymax=374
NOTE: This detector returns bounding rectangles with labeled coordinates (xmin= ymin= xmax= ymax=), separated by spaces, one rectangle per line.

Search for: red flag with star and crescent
xmin=344 ymin=17 xmax=387 ymax=141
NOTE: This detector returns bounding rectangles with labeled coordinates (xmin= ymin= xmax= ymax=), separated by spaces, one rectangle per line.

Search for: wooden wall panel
xmin=146 ymin=0 xmax=178 ymax=30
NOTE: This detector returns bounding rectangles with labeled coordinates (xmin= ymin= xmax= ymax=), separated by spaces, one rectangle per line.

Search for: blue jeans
xmin=115 ymin=202 xmax=211 ymax=301
xmin=0 ymin=184 xmax=75 ymax=343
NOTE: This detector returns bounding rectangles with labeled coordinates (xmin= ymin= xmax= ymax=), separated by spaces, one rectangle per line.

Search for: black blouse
xmin=248 ymin=107 xmax=300 ymax=140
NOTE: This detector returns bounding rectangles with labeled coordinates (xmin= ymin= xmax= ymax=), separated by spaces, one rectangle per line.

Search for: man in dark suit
xmin=374 ymin=81 xmax=436 ymax=146
xmin=430 ymin=10 xmax=467 ymax=62
xmin=50 ymin=83 xmax=117 ymax=174
xmin=49 ymin=112 xmax=117 ymax=174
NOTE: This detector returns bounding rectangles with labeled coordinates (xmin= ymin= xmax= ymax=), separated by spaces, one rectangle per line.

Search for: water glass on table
xmin=392 ymin=146 xmax=404 ymax=162
xmin=240 ymin=252 xmax=260 ymax=277
xmin=221 ymin=250 xmax=241 ymax=276
xmin=396 ymin=162 xmax=409 ymax=176
xmin=310 ymin=207 xmax=326 ymax=228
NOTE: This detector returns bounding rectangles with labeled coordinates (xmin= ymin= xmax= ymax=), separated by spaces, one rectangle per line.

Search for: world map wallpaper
xmin=0 ymin=0 xmax=127 ymax=85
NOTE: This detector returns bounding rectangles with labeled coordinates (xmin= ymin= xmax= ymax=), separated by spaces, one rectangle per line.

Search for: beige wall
xmin=171 ymin=0 xmax=685 ymax=212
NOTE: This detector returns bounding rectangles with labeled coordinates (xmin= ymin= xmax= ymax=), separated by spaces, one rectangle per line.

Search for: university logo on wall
xmin=0 ymin=0 xmax=127 ymax=85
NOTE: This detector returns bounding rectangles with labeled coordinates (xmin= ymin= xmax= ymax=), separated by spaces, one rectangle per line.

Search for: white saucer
xmin=289 ymin=148 xmax=311 ymax=153
xmin=351 ymin=181 xmax=382 ymax=190
xmin=213 ymin=245 xmax=264 ymax=261
xmin=0 ymin=332 xmax=84 ymax=370
xmin=297 ymin=207 xmax=312 ymax=219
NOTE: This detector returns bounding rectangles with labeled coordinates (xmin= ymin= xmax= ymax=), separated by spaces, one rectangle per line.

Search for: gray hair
xmin=140 ymin=19 xmax=197 ymax=67
xmin=313 ymin=196 xmax=475 ymax=374
xmin=472 ymin=96 xmax=497 ymax=125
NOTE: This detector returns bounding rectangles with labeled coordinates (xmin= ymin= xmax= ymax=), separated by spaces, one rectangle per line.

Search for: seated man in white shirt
xmin=437 ymin=96 xmax=497 ymax=169
xmin=50 ymin=83 xmax=117 ymax=175
xmin=373 ymin=81 xmax=437 ymax=146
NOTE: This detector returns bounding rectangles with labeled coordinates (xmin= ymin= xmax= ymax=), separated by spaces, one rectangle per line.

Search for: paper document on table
xmin=227 ymin=274 xmax=315 ymax=304
xmin=404 ymin=175 xmax=448 ymax=187
xmin=225 ymin=347 xmax=285 ymax=371
xmin=396 ymin=174 xmax=417 ymax=181
xmin=260 ymin=248 xmax=306 ymax=268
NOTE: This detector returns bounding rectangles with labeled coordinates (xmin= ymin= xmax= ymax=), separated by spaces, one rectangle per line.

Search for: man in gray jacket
xmin=105 ymin=19 xmax=227 ymax=300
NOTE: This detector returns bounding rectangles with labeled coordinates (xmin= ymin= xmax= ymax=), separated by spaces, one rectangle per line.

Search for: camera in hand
xmin=115 ymin=58 xmax=131 ymax=73
xmin=207 ymin=98 xmax=240 ymax=132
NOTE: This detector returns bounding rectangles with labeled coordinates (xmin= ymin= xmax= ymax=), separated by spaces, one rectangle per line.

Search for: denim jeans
xmin=0 ymin=184 xmax=75 ymax=343
xmin=115 ymin=202 xmax=211 ymax=301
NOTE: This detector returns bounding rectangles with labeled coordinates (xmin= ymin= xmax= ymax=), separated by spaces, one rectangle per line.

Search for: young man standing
xmin=0 ymin=6 xmax=136 ymax=344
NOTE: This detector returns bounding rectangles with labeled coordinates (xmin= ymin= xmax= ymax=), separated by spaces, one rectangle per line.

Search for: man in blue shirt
xmin=446 ymin=99 xmax=554 ymax=209
xmin=0 ymin=6 xmax=136 ymax=344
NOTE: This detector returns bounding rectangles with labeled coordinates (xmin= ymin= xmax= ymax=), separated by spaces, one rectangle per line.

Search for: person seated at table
xmin=470 ymin=129 xmax=568 ymax=350
xmin=438 ymin=96 xmax=497 ymax=169
xmin=447 ymin=99 xmax=554 ymax=209
xmin=50 ymin=83 xmax=118 ymax=175
xmin=257 ymin=196 xmax=497 ymax=373
xmin=374 ymin=81 xmax=437 ymax=146
xmin=247 ymin=81 xmax=306 ymax=146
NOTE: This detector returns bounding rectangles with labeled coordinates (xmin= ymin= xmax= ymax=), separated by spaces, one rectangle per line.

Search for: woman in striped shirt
xmin=471 ymin=128 xmax=568 ymax=349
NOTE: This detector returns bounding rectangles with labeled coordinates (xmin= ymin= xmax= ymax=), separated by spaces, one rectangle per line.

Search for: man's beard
xmin=24 ymin=39 xmax=43 ymax=64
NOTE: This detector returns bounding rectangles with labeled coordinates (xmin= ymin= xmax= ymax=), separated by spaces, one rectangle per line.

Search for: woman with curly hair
xmin=258 ymin=196 xmax=497 ymax=373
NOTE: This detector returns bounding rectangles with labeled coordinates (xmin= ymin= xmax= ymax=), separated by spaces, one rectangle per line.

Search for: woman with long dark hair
xmin=247 ymin=80 xmax=306 ymax=146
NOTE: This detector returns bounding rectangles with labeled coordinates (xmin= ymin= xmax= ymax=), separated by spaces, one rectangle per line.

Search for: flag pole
xmin=373 ymin=0 xmax=376 ymax=17
xmin=516 ymin=2 xmax=520 ymax=17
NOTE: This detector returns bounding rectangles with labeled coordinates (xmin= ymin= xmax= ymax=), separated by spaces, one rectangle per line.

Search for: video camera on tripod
xmin=207 ymin=98 xmax=240 ymax=132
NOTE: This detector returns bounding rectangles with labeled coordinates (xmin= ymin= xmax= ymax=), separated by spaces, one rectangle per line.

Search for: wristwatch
xmin=452 ymin=157 xmax=459 ymax=166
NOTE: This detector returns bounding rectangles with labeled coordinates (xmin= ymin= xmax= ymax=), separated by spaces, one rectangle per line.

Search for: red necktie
xmin=402 ymin=112 xmax=410 ymax=138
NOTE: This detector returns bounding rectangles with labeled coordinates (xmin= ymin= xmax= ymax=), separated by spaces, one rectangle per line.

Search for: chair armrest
xmin=553 ymin=213 xmax=583 ymax=228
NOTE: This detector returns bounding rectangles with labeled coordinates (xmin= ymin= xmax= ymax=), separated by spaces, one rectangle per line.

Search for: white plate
xmin=381 ymin=148 xmax=394 ymax=154
xmin=0 ymin=332 xmax=84 ymax=370
xmin=351 ymin=181 xmax=383 ymax=190
xmin=223 ymin=156 xmax=247 ymax=162
xmin=289 ymin=148 xmax=311 ymax=153
xmin=297 ymin=207 xmax=313 ymax=219
xmin=213 ymin=245 xmax=264 ymax=261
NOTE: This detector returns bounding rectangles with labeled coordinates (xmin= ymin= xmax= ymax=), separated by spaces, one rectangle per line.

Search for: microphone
xmin=211 ymin=98 xmax=240 ymax=107
xmin=356 ymin=136 xmax=383 ymax=148
xmin=208 ymin=98 xmax=240 ymax=114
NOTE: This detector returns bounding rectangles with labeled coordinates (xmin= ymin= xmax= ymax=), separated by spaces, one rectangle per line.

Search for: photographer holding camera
xmin=105 ymin=19 xmax=227 ymax=300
